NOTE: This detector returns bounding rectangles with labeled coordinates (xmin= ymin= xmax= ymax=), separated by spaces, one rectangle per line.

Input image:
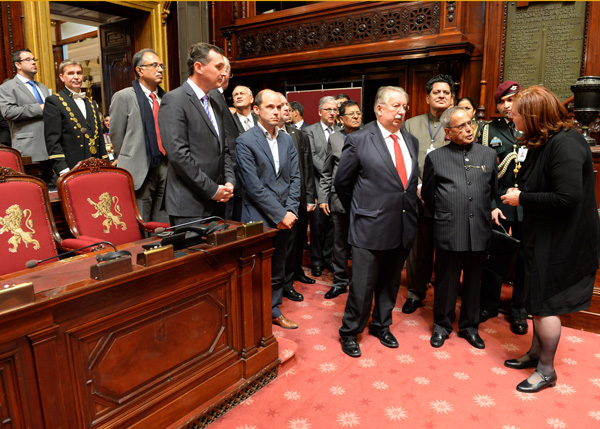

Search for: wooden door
xmin=99 ymin=20 xmax=135 ymax=111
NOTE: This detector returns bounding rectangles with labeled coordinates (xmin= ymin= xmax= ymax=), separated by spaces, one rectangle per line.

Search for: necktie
xmin=26 ymin=81 xmax=44 ymax=104
xmin=201 ymin=95 xmax=219 ymax=135
xmin=244 ymin=117 xmax=251 ymax=131
xmin=391 ymin=134 xmax=408 ymax=187
xmin=149 ymin=93 xmax=166 ymax=156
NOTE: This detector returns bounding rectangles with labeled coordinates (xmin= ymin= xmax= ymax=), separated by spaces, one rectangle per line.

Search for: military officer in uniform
xmin=478 ymin=80 xmax=528 ymax=335
xmin=44 ymin=59 xmax=107 ymax=174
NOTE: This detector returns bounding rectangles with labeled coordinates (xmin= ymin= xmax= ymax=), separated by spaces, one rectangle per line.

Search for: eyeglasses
xmin=139 ymin=63 xmax=167 ymax=70
xmin=321 ymin=108 xmax=339 ymax=113
xmin=342 ymin=111 xmax=362 ymax=118
xmin=17 ymin=57 xmax=38 ymax=63
xmin=448 ymin=119 xmax=477 ymax=131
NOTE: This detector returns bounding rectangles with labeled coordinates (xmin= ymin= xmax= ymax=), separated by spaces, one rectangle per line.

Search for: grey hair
xmin=440 ymin=106 xmax=467 ymax=128
xmin=224 ymin=56 xmax=230 ymax=72
xmin=132 ymin=48 xmax=158 ymax=79
xmin=373 ymin=86 xmax=409 ymax=114
xmin=318 ymin=96 xmax=336 ymax=110
xmin=59 ymin=59 xmax=82 ymax=75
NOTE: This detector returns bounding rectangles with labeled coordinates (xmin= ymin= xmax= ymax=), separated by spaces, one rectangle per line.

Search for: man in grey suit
xmin=305 ymin=96 xmax=337 ymax=277
xmin=422 ymin=106 xmax=500 ymax=350
xmin=336 ymin=87 xmax=419 ymax=357
xmin=109 ymin=48 xmax=168 ymax=223
xmin=318 ymin=100 xmax=362 ymax=299
xmin=236 ymin=89 xmax=301 ymax=329
xmin=0 ymin=49 xmax=52 ymax=181
xmin=158 ymin=43 xmax=235 ymax=225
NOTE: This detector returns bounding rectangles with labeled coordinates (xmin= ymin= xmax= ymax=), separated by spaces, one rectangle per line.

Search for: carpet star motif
xmin=313 ymin=403 xmax=325 ymax=412
xmin=469 ymin=414 xmax=481 ymax=422
xmin=318 ymin=362 xmax=338 ymax=373
xmin=561 ymin=357 xmax=577 ymax=365
xmin=592 ymin=377 xmax=600 ymax=388
xmin=491 ymin=367 xmax=507 ymax=375
xmin=306 ymin=328 xmax=321 ymax=335
xmin=419 ymin=334 xmax=431 ymax=341
xmin=283 ymin=368 xmax=297 ymax=376
xmin=404 ymin=319 xmax=419 ymax=326
xmin=273 ymin=330 xmax=286 ymax=338
xmin=296 ymin=302 xmax=309 ymax=307
xmin=236 ymin=425 xmax=258 ymax=429
xmin=429 ymin=399 xmax=453 ymax=414
xmin=433 ymin=350 xmax=451 ymax=360
xmin=513 ymin=391 xmax=538 ymax=402
xmin=414 ymin=376 xmax=430 ymax=385
xmin=565 ymin=335 xmax=584 ymax=344
xmin=322 ymin=300 xmax=335 ymax=306
xmin=315 ymin=290 xmax=325 ymax=294
xmin=372 ymin=380 xmax=389 ymax=390
xmin=384 ymin=405 xmax=408 ymax=421
xmin=282 ymin=349 xmax=294 ymax=359
xmin=483 ymin=328 xmax=497 ymax=334
xmin=513 ymin=407 xmax=525 ymax=416
xmin=546 ymin=417 xmax=566 ymax=428
xmin=301 ymin=314 xmax=313 ymax=320
xmin=595 ymin=353 xmax=600 ymax=359
xmin=313 ymin=344 xmax=326 ymax=351
xmin=589 ymin=410 xmax=600 ymax=421
xmin=501 ymin=425 xmax=520 ymax=429
xmin=502 ymin=343 xmax=520 ymax=352
xmin=284 ymin=391 xmax=301 ymax=401
xmin=330 ymin=386 xmax=345 ymax=395
xmin=242 ymin=398 xmax=254 ymax=405
xmin=473 ymin=394 xmax=496 ymax=408
xmin=393 ymin=307 xmax=402 ymax=313
xmin=360 ymin=397 xmax=371 ymax=406
xmin=468 ymin=348 xmax=487 ymax=356
xmin=555 ymin=383 xmax=576 ymax=395
xmin=333 ymin=312 xmax=344 ymax=317
xmin=336 ymin=411 xmax=360 ymax=427
xmin=358 ymin=358 xmax=376 ymax=368
xmin=287 ymin=418 xmax=311 ymax=429
xmin=453 ymin=372 xmax=470 ymax=381
xmin=395 ymin=354 xmax=415 ymax=364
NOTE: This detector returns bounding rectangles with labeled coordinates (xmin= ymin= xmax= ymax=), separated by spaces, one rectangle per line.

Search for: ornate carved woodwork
xmin=0 ymin=2 xmax=25 ymax=83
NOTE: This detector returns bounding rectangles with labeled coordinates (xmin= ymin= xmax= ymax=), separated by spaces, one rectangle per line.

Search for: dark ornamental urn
xmin=571 ymin=76 xmax=600 ymax=146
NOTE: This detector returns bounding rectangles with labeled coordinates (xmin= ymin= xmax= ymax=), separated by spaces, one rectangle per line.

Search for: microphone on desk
xmin=25 ymin=241 xmax=130 ymax=268
xmin=154 ymin=216 xmax=227 ymax=234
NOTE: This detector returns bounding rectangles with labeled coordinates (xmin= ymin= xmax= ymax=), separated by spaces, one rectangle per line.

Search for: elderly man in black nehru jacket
xmin=478 ymin=80 xmax=528 ymax=335
xmin=422 ymin=106 xmax=500 ymax=350
xmin=336 ymin=86 xmax=419 ymax=357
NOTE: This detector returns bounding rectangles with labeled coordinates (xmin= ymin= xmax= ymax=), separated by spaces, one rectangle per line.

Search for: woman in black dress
xmin=502 ymin=85 xmax=599 ymax=393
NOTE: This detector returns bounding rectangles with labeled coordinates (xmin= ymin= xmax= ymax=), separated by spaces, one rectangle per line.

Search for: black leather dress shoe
xmin=340 ymin=336 xmax=361 ymax=357
xmin=458 ymin=331 xmax=485 ymax=349
xmin=504 ymin=357 xmax=539 ymax=370
xmin=430 ymin=332 xmax=448 ymax=348
xmin=311 ymin=265 xmax=322 ymax=277
xmin=510 ymin=318 xmax=529 ymax=335
xmin=283 ymin=288 xmax=304 ymax=302
xmin=516 ymin=370 xmax=557 ymax=393
xmin=322 ymin=262 xmax=334 ymax=272
xmin=402 ymin=298 xmax=423 ymax=314
xmin=294 ymin=273 xmax=316 ymax=284
xmin=369 ymin=328 xmax=399 ymax=348
xmin=479 ymin=308 xmax=498 ymax=323
xmin=325 ymin=286 xmax=347 ymax=299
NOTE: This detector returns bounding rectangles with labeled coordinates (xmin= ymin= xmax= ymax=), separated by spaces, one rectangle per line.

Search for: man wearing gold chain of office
xmin=44 ymin=59 xmax=108 ymax=176
xmin=479 ymin=80 xmax=529 ymax=336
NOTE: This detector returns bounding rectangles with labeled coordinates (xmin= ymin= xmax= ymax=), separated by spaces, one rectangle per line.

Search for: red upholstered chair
xmin=0 ymin=167 xmax=96 ymax=276
xmin=56 ymin=158 xmax=169 ymax=245
xmin=0 ymin=145 xmax=25 ymax=173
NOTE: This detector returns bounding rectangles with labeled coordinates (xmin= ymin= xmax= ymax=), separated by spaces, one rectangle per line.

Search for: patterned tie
xmin=149 ymin=93 xmax=166 ymax=156
xmin=244 ymin=117 xmax=251 ymax=131
xmin=390 ymin=134 xmax=408 ymax=187
xmin=26 ymin=80 xmax=44 ymax=104
xmin=201 ymin=95 xmax=219 ymax=135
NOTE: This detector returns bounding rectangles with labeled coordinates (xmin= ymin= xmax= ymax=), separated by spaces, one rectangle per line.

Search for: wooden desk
xmin=0 ymin=228 xmax=279 ymax=428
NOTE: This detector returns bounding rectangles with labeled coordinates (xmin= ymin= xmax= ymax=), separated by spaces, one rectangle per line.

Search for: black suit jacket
xmin=44 ymin=88 xmax=107 ymax=173
xmin=334 ymin=121 xmax=419 ymax=251
xmin=158 ymin=81 xmax=235 ymax=217
xmin=232 ymin=111 xmax=259 ymax=136
xmin=285 ymin=124 xmax=315 ymax=207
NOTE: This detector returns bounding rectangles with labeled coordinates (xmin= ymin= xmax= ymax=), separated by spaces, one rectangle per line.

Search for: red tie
xmin=390 ymin=134 xmax=407 ymax=187
xmin=149 ymin=92 xmax=166 ymax=156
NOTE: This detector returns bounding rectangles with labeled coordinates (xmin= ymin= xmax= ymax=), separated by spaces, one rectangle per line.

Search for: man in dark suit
xmin=158 ymin=43 xmax=235 ymax=225
xmin=44 ymin=59 xmax=108 ymax=175
xmin=0 ymin=113 xmax=10 ymax=145
xmin=289 ymin=101 xmax=307 ymax=130
xmin=422 ymin=106 xmax=500 ymax=350
xmin=305 ymin=96 xmax=337 ymax=277
xmin=277 ymin=92 xmax=317 ymax=302
xmin=336 ymin=86 xmax=419 ymax=357
xmin=236 ymin=89 xmax=301 ymax=329
xmin=478 ymin=80 xmax=528 ymax=335
xmin=109 ymin=48 xmax=168 ymax=223
xmin=318 ymin=100 xmax=362 ymax=299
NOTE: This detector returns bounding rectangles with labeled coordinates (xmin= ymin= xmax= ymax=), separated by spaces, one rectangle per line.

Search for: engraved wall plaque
xmin=504 ymin=1 xmax=586 ymax=100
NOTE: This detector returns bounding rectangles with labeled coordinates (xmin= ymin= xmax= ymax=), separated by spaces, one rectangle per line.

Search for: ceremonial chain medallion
xmin=58 ymin=93 xmax=100 ymax=155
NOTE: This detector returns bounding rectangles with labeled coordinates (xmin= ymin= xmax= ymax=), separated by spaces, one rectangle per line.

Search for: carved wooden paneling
xmin=0 ymin=2 xmax=25 ymax=83
xmin=0 ymin=348 xmax=28 ymax=428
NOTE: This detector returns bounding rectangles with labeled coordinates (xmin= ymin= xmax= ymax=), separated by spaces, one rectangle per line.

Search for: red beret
xmin=494 ymin=81 xmax=521 ymax=103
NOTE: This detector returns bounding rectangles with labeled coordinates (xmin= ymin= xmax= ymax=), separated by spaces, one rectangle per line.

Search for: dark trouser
xmin=339 ymin=245 xmax=410 ymax=337
xmin=433 ymin=248 xmax=485 ymax=335
xmin=309 ymin=207 xmax=333 ymax=268
xmin=272 ymin=229 xmax=291 ymax=318
xmin=135 ymin=161 xmax=169 ymax=224
xmin=331 ymin=210 xmax=351 ymax=288
xmin=480 ymin=220 xmax=527 ymax=320
xmin=284 ymin=204 xmax=309 ymax=293
xmin=406 ymin=208 xmax=434 ymax=301
xmin=225 ymin=193 xmax=243 ymax=222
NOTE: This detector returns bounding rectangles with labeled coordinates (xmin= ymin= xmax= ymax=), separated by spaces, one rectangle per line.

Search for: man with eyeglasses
xmin=401 ymin=74 xmax=455 ymax=315
xmin=422 ymin=106 xmax=500 ymax=349
xmin=477 ymin=80 xmax=528 ymax=335
xmin=0 ymin=49 xmax=52 ymax=183
xmin=44 ymin=59 xmax=108 ymax=175
xmin=109 ymin=48 xmax=169 ymax=223
xmin=304 ymin=96 xmax=338 ymax=277
xmin=318 ymin=100 xmax=362 ymax=299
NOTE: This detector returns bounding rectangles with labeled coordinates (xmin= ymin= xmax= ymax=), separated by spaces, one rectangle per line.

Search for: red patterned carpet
xmin=209 ymin=269 xmax=600 ymax=429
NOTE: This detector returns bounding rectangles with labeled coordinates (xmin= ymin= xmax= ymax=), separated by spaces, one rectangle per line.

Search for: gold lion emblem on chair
xmin=0 ymin=204 xmax=40 ymax=253
xmin=88 ymin=192 xmax=127 ymax=233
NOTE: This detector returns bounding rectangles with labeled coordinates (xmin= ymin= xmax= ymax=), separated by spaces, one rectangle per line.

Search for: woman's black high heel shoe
xmin=516 ymin=370 xmax=557 ymax=393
